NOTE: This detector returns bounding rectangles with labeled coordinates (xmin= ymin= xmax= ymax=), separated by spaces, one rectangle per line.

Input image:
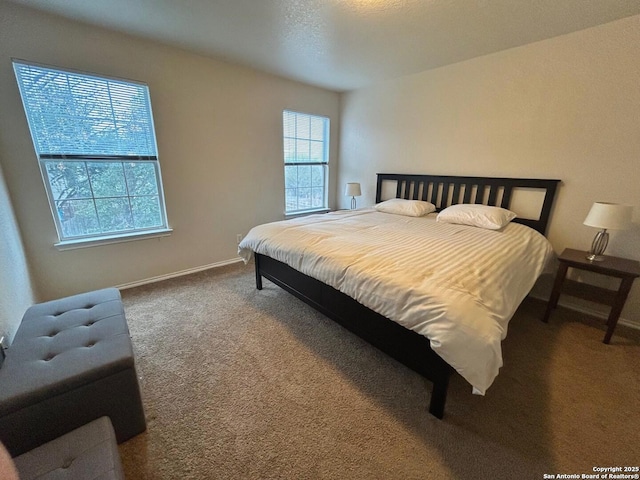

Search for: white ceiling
xmin=7 ymin=0 xmax=640 ymax=92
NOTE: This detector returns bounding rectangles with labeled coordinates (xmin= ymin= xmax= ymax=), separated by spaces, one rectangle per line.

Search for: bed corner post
xmin=254 ymin=252 xmax=263 ymax=290
xmin=429 ymin=375 xmax=451 ymax=419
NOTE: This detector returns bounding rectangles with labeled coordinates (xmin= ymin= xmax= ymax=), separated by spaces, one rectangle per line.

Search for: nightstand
xmin=542 ymin=248 xmax=640 ymax=344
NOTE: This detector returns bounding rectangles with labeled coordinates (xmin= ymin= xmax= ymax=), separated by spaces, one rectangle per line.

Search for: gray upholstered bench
xmin=13 ymin=416 xmax=125 ymax=480
xmin=0 ymin=288 xmax=146 ymax=457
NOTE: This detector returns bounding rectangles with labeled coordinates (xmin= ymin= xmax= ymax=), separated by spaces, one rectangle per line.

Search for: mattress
xmin=239 ymin=208 xmax=554 ymax=394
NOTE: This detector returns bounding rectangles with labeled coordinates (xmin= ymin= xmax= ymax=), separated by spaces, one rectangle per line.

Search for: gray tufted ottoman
xmin=13 ymin=416 xmax=125 ymax=480
xmin=0 ymin=288 xmax=146 ymax=457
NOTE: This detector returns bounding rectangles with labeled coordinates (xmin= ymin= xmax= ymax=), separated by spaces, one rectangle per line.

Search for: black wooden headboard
xmin=375 ymin=173 xmax=561 ymax=235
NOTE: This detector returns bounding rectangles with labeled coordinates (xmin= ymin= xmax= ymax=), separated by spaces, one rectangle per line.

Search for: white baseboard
xmin=529 ymin=292 xmax=640 ymax=331
xmin=117 ymin=257 xmax=244 ymax=290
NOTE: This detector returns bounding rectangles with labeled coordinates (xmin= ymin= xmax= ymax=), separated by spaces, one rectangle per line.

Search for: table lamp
xmin=583 ymin=202 xmax=632 ymax=261
xmin=345 ymin=182 xmax=361 ymax=210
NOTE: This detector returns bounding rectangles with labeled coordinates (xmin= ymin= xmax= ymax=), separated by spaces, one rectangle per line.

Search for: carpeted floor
xmin=118 ymin=262 xmax=640 ymax=479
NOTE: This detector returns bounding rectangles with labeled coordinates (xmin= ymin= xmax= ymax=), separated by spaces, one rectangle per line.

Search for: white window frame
xmin=283 ymin=110 xmax=330 ymax=215
xmin=13 ymin=60 xmax=171 ymax=248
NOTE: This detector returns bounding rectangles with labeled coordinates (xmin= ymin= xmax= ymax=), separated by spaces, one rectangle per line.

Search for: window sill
xmin=285 ymin=208 xmax=330 ymax=219
xmin=54 ymin=228 xmax=173 ymax=251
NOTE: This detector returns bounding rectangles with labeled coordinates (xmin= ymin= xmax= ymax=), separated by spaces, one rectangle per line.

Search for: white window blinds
xmin=13 ymin=61 xmax=157 ymax=159
xmin=283 ymin=110 xmax=328 ymax=165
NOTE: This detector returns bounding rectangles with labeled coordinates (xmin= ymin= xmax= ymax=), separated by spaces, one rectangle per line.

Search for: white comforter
xmin=238 ymin=209 xmax=554 ymax=394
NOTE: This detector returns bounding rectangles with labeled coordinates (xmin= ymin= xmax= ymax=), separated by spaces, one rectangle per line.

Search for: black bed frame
xmin=255 ymin=173 xmax=560 ymax=418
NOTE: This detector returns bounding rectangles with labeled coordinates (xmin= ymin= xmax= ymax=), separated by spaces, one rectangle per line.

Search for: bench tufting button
xmin=86 ymin=342 xmax=95 ymax=347
xmin=44 ymin=355 xmax=55 ymax=361
xmin=61 ymin=457 xmax=73 ymax=469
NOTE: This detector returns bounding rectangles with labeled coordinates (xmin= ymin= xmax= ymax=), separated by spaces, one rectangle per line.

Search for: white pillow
xmin=375 ymin=198 xmax=436 ymax=217
xmin=436 ymin=204 xmax=517 ymax=230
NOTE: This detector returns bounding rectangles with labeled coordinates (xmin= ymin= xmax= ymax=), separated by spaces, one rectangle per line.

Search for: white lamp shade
xmin=583 ymin=202 xmax=633 ymax=230
xmin=345 ymin=182 xmax=361 ymax=197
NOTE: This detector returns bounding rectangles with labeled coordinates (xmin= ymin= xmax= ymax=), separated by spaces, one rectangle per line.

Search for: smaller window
xmin=283 ymin=110 xmax=329 ymax=215
xmin=13 ymin=60 xmax=169 ymax=245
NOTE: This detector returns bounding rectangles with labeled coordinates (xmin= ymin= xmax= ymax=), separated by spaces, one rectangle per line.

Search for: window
xmin=13 ymin=60 xmax=169 ymax=246
xmin=283 ymin=110 xmax=329 ymax=214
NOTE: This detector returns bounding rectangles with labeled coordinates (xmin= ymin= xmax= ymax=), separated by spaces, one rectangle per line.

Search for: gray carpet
xmin=118 ymin=262 xmax=640 ymax=479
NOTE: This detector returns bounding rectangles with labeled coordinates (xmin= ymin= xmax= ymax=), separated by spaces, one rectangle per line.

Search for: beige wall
xmin=338 ymin=15 xmax=640 ymax=325
xmin=0 ymin=162 xmax=35 ymax=343
xmin=0 ymin=2 xmax=340 ymax=301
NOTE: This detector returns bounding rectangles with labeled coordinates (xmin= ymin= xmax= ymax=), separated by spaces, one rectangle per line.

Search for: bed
xmin=239 ymin=173 xmax=560 ymax=418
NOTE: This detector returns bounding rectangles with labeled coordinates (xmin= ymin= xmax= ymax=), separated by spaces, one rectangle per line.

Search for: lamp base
xmin=586 ymin=229 xmax=609 ymax=262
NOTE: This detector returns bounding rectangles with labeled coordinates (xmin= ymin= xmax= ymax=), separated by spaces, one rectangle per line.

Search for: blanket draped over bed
xmin=239 ymin=209 xmax=554 ymax=394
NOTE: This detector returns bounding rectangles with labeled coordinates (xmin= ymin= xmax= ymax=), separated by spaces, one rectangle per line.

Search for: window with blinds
xmin=283 ymin=110 xmax=329 ymax=214
xmin=13 ymin=60 xmax=169 ymax=244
